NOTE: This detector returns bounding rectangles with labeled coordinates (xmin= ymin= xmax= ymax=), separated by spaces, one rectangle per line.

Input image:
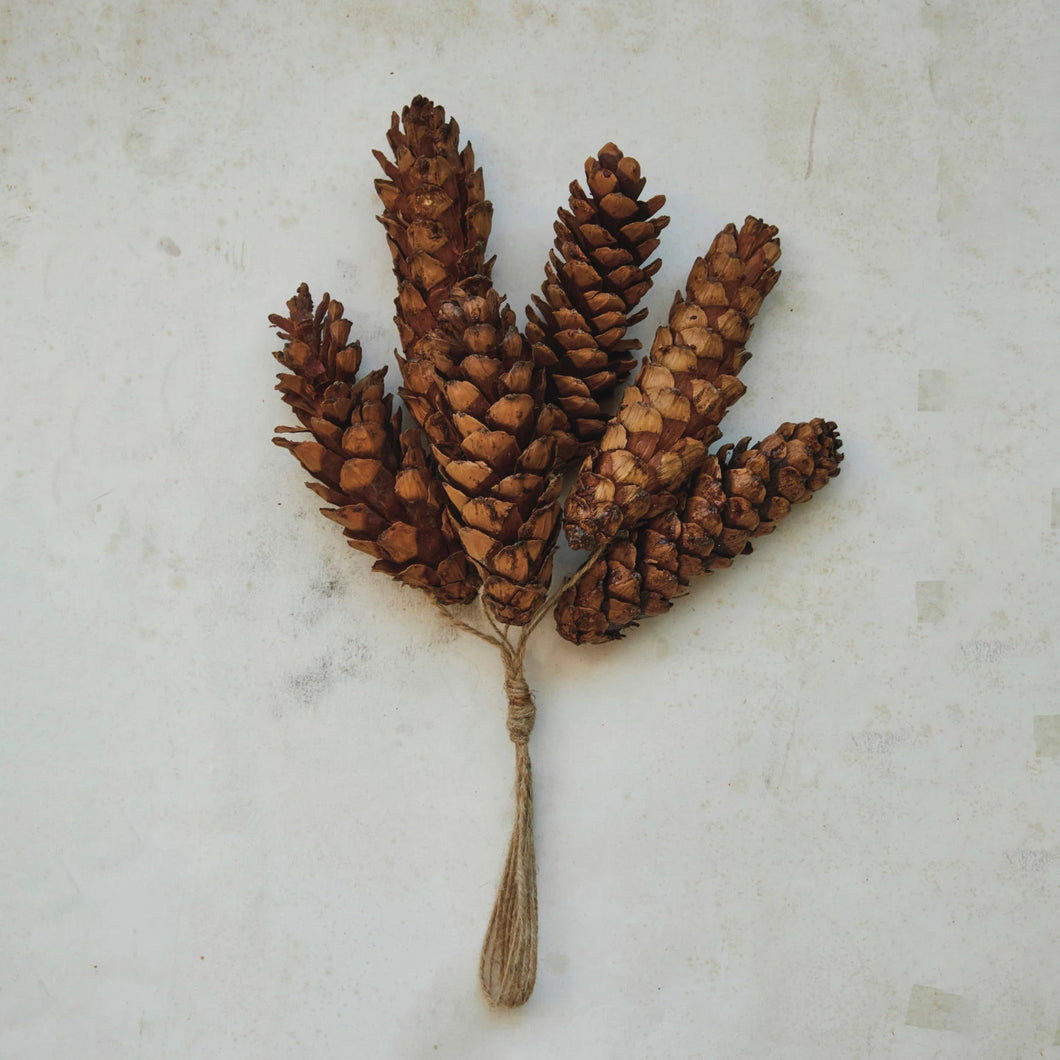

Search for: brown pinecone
xmin=270 ymin=284 xmax=476 ymax=604
xmin=699 ymin=419 xmax=844 ymax=565
xmin=525 ymin=144 xmax=669 ymax=447
xmin=395 ymin=278 xmax=567 ymax=624
xmin=554 ymin=419 xmax=842 ymax=643
xmin=374 ymin=96 xmax=494 ymax=356
xmin=562 ymin=217 xmax=782 ymax=551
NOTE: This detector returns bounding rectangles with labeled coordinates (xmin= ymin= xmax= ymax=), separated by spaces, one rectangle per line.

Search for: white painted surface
xmin=2 ymin=2 xmax=1057 ymax=1056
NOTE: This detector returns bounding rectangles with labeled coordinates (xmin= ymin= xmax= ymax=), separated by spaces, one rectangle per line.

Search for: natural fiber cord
xmin=434 ymin=548 xmax=603 ymax=1007
xmin=481 ymin=654 xmax=538 ymax=1007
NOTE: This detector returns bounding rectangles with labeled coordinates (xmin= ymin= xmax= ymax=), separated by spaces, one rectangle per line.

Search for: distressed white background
xmin=2 ymin=2 xmax=1057 ymax=1057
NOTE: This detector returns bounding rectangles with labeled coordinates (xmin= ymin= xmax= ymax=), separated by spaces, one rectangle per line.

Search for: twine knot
xmin=503 ymin=664 xmax=535 ymax=744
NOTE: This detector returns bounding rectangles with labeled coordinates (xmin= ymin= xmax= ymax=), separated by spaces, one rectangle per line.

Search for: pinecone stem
xmin=525 ymin=542 xmax=608 ymax=638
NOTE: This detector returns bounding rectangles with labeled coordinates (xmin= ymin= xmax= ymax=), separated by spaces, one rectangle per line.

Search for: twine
xmin=503 ymin=662 xmax=535 ymax=744
xmin=434 ymin=545 xmax=605 ymax=1008
xmin=480 ymin=644 xmax=538 ymax=1007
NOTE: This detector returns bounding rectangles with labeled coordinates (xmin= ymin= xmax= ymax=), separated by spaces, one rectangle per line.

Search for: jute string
xmin=480 ymin=638 xmax=538 ymax=1008
xmin=434 ymin=546 xmax=604 ymax=1009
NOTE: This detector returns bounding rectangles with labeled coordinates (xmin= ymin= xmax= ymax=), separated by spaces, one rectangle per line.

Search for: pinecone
xmin=562 ymin=217 xmax=782 ymax=551
xmin=555 ymin=419 xmax=842 ymax=643
xmin=270 ymin=284 xmax=476 ymax=604
xmin=525 ymin=144 xmax=669 ymax=448
xmin=393 ymin=278 xmax=567 ymax=624
xmin=374 ymin=96 xmax=494 ymax=356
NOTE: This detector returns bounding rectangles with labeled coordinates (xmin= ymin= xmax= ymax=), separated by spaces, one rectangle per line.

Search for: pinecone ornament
xmin=525 ymin=144 xmax=669 ymax=447
xmin=270 ymin=284 xmax=475 ymax=604
xmin=554 ymin=420 xmax=843 ymax=643
xmin=562 ymin=217 xmax=781 ymax=551
xmin=267 ymin=97 xmax=846 ymax=1012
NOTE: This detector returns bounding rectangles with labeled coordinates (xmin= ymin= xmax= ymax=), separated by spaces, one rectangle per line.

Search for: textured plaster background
xmin=2 ymin=1 xmax=1058 ymax=1057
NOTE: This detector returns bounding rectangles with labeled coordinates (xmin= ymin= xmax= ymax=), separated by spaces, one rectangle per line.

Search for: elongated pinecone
xmin=394 ymin=277 xmax=567 ymax=624
xmin=562 ymin=217 xmax=782 ymax=551
xmin=555 ymin=419 xmax=842 ymax=643
xmin=270 ymin=284 xmax=476 ymax=604
xmin=374 ymin=96 xmax=494 ymax=356
xmin=525 ymin=144 xmax=669 ymax=448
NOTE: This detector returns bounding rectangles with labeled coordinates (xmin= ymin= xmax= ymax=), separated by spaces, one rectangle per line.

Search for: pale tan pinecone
xmin=555 ymin=419 xmax=842 ymax=643
xmin=270 ymin=284 xmax=476 ymax=604
xmin=562 ymin=217 xmax=781 ymax=550
xmin=525 ymin=144 xmax=669 ymax=448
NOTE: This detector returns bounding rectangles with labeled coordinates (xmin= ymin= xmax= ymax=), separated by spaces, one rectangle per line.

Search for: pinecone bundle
xmin=562 ymin=218 xmax=782 ymax=551
xmin=525 ymin=144 xmax=670 ymax=446
xmin=267 ymin=96 xmax=846 ymax=1011
xmin=554 ymin=420 xmax=843 ymax=644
